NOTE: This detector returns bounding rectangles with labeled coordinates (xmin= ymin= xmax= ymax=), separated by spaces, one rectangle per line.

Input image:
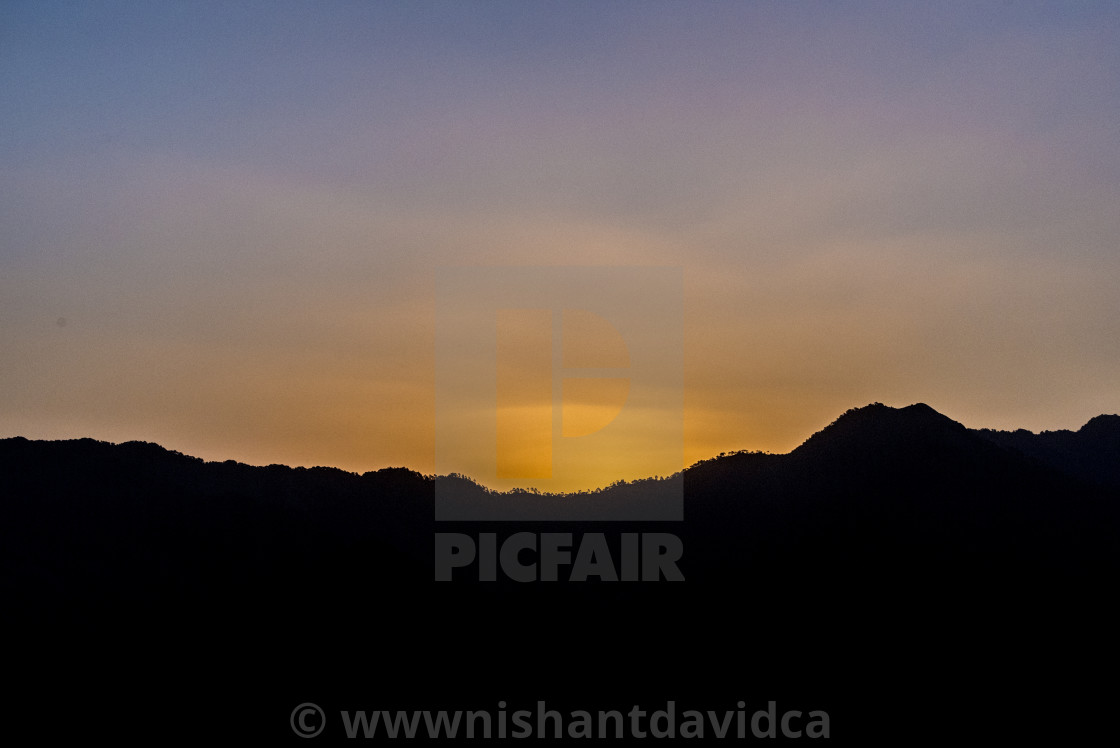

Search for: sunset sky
xmin=3 ymin=2 xmax=1119 ymax=487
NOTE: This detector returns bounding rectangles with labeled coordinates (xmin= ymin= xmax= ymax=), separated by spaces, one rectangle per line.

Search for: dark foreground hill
xmin=3 ymin=403 xmax=1118 ymax=744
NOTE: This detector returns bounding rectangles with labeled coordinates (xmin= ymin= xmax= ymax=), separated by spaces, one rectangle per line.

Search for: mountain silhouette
xmin=3 ymin=403 xmax=1117 ymax=743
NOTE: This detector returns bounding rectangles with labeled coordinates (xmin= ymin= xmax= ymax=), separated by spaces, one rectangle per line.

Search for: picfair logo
xmin=435 ymin=266 xmax=682 ymax=521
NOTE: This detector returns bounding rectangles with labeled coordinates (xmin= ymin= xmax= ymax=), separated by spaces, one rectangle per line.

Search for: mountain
xmin=3 ymin=403 xmax=1117 ymax=743
xmin=976 ymin=412 xmax=1120 ymax=489
xmin=684 ymin=402 xmax=1118 ymax=584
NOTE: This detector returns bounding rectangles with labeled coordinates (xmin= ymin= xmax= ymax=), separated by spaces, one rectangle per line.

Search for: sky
xmin=2 ymin=1 xmax=1119 ymax=486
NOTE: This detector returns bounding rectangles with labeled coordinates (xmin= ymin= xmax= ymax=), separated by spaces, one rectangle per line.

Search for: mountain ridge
xmin=4 ymin=401 xmax=1116 ymax=491
xmin=3 ymin=400 xmax=1117 ymax=596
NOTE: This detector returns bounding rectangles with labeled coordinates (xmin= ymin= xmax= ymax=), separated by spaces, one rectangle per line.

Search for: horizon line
xmin=4 ymin=401 xmax=1116 ymax=495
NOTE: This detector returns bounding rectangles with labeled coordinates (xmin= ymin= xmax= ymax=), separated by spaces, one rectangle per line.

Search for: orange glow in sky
xmin=3 ymin=4 xmax=1119 ymax=488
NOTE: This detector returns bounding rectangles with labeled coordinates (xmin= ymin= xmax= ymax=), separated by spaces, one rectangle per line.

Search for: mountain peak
xmin=791 ymin=402 xmax=969 ymax=461
xmin=1080 ymin=413 xmax=1120 ymax=438
xmin=820 ymin=401 xmax=961 ymax=433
